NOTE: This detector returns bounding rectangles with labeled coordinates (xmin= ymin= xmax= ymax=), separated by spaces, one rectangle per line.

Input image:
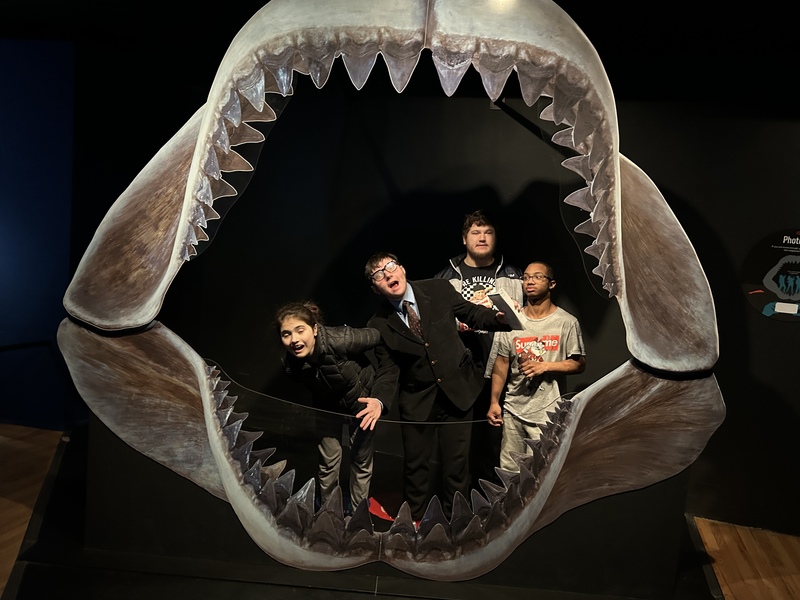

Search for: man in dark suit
xmin=362 ymin=251 xmax=510 ymax=520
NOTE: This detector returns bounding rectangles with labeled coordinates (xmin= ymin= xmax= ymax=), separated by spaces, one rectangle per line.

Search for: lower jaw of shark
xmin=57 ymin=0 xmax=725 ymax=582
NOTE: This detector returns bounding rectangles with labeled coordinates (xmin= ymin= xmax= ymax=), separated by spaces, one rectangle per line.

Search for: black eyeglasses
xmin=371 ymin=260 xmax=400 ymax=282
xmin=522 ymin=273 xmax=552 ymax=282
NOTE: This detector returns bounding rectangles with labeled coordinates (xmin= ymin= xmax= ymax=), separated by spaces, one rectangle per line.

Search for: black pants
xmin=400 ymin=390 xmax=472 ymax=520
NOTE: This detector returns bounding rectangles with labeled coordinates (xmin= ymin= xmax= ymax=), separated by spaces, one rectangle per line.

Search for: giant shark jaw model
xmin=57 ymin=0 xmax=725 ymax=582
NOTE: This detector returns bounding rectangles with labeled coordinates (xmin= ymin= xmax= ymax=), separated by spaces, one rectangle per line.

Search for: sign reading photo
xmin=741 ymin=229 xmax=800 ymax=322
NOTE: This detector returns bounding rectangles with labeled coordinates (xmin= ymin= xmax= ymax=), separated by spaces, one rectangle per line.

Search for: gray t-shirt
xmin=495 ymin=306 xmax=585 ymax=424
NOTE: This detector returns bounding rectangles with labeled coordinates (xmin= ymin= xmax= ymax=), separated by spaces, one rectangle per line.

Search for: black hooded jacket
xmin=283 ymin=325 xmax=380 ymax=415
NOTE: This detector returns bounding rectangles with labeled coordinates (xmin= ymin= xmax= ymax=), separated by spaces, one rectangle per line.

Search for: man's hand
xmin=519 ymin=358 xmax=548 ymax=379
xmin=356 ymin=397 xmax=382 ymax=430
xmin=495 ymin=311 xmax=507 ymax=324
xmin=487 ymin=402 xmax=503 ymax=427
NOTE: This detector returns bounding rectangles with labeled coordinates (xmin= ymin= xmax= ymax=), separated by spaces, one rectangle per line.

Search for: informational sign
xmin=741 ymin=229 xmax=800 ymax=322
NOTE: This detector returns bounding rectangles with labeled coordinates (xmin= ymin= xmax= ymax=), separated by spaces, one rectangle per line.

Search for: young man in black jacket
xmin=435 ymin=210 xmax=523 ymax=484
xmin=362 ymin=252 xmax=510 ymax=520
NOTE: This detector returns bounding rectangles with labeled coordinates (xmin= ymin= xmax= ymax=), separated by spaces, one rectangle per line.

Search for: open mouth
xmin=57 ymin=0 xmax=725 ymax=582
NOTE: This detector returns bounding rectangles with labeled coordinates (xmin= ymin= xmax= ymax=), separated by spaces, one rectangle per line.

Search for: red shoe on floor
xmin=368 ymin=497 xmax=395 ymax=521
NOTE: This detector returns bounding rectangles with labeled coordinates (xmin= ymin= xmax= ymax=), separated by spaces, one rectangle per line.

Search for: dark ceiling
xmin=2 ymin=1 xmax=796 ymax=115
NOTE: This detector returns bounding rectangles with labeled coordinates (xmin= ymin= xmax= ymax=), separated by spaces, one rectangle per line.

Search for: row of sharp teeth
xmin=177 ymin=39 xmax=619 ymax=298
xmin=205 ymin=363 xmax=575 ymax=560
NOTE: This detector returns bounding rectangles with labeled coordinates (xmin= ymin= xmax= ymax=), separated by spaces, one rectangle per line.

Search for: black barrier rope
xmin=204 ymin=357 xmax=577 ymax=427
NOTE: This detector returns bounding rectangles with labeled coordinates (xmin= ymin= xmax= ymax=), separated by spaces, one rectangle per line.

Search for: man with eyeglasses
xmin=362 ymin=251 xmax=511 ymax=521
xmin=434 ymin=210 xmax=523 ymax=484
xmin=487 ymin=261 xmax=586 ymax=472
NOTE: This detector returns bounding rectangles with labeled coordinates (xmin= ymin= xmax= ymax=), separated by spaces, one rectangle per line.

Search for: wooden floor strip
xmin=0 ymin=424 xmax=62 ymax=597
xmin=695 ymin=516 xmax=800 ymax=600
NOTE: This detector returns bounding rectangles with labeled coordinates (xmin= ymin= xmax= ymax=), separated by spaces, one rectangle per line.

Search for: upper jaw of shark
xmin=58 ymin=0 xmax=725 ymax=582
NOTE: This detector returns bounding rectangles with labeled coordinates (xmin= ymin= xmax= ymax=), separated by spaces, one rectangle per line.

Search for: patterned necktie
xmin=403 ymin=300 xmax=424 ymax=339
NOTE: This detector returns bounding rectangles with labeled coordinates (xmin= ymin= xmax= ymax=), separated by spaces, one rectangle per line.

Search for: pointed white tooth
xmin=587 ymin=128 xmax=611 ymax=169
xmin=551 ymin=127 xmax=577 ymax=151
xmin=218 ymin=149 xmax=253 ymax=173
xmin=516 ymin=61 xmax=555 ymax=107
xmin=477 ymin=62 xmax=513 ymax=102
xmin=561 ymin=155 xmax=592 ymax=181
xmin=380 ymin=40 xmax=423 ymax=92
xmin=229 ymin=122 xmax=266 ymax=146
xmin=595 ymin=218 xmax=613 ymax=250
xmin=539 ymin=101 xmax=555 ymax=122
xmin=600 ymin=264 xmax=616 ymax=291
xmin=475 ymin=50 xmax=514 ymax=102
xmin=258 ymin=66 xmax=282 ymax=95
xmin=191 ymin=202 xmax=207 ymax=228
xmin=584 ymin=240 xmax=606 ymax=260
xmin=342 ymin=51 xmax=378 ymax=90
xmin=185 ymin=224 xmax=198 ymax=246
xmin=240 ymin=100 xmax=279 ymax=124
xmin=203 ymin=204 xmax=221 ymax=222
xmin=221 ymin=88 xmax=242 ymax=127
xmin=260 ymin=48 xmax=296 ymax=97
xmin=591 ymin=261 xmax=609 ymax=279
xmin=302 ymin=48 xmax=336 ymax=89
xmin=597 ymin=242 xmax=613 ymax=271
xmin=194 ymin=173 xmax=234 ymax=209
xmin=382 ymin=53 xmax=419 ymax=92
xmin=431 ymin=47 xmax=472 ymax=97
xmin=266 ymin=64 xmax=294 ymax=96
xmin=552 ymin=75 xmax=583 ymax=125
xmin=210 ymin=177 xmax=237 ymax=202
xmin=572 ymin=100 xmax=599 ymax=148
xmin=590 ymin=161 xmax=613 ymax=195
xmin=292 ymin=51 xmax=310 ymax=76
xmin=563 ymin=187 xmax=594 ymax=212
xmin=236 ymin=64 xmax=266 ymax=113
xmin=590 ymin=197 xmax=609 ymax=224
xmin=195 ymin=174 xmax=212 ymax=206
xmin=212 ymin=120 xmax=231 ymax=154
xmin=310 ymin=56 xmax=336 ymax=88
xmin=194 ymin=225 xmax=209 ymax=243
xmin=203 ymin=148 xmax=221 ymax=180
xmin=574 ymin=217 xmax=597 ymax=238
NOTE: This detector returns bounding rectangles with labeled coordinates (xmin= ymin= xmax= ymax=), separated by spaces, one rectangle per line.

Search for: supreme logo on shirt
xmin=513 ymin=335 xmax=560 ymax=361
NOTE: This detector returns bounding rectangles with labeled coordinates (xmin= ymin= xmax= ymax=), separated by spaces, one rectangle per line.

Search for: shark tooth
xmin=341 ymin=47 xmax=379 ymax=90
xmin=431 ymin=46 xmax=473 ymax=97
xmin=417 ymin=496 xmax=449 ymax=538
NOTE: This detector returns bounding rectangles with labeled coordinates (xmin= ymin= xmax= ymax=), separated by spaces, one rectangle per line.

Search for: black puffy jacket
xmin=283 ymin=325 xmax=380 ymax=414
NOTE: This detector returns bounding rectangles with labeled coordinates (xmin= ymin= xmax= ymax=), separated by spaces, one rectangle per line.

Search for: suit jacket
xmin=368 ymin=278 xmax=509 ymax=421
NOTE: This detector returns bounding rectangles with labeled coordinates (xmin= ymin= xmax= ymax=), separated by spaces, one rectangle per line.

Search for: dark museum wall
xmin=2 ymin=0 xmax=798 ymax=540
xmin=0 ymin=39 xmax=86 ymax=428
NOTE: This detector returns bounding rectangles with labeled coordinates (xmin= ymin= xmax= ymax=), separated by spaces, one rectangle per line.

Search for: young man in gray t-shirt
xmin=488 ymin=261 xmax=586 ymax=472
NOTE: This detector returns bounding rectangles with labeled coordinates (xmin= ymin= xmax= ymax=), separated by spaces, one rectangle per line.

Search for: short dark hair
xmin=527 ymin=261 xmax=555 ymax=280
xmin=274 ymin=301 xmax=324 ymax=332
xmin=462 ymin=210 xmax=495 ymax=237
xmin=364 ymin=251 xmax=399 ymax=282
